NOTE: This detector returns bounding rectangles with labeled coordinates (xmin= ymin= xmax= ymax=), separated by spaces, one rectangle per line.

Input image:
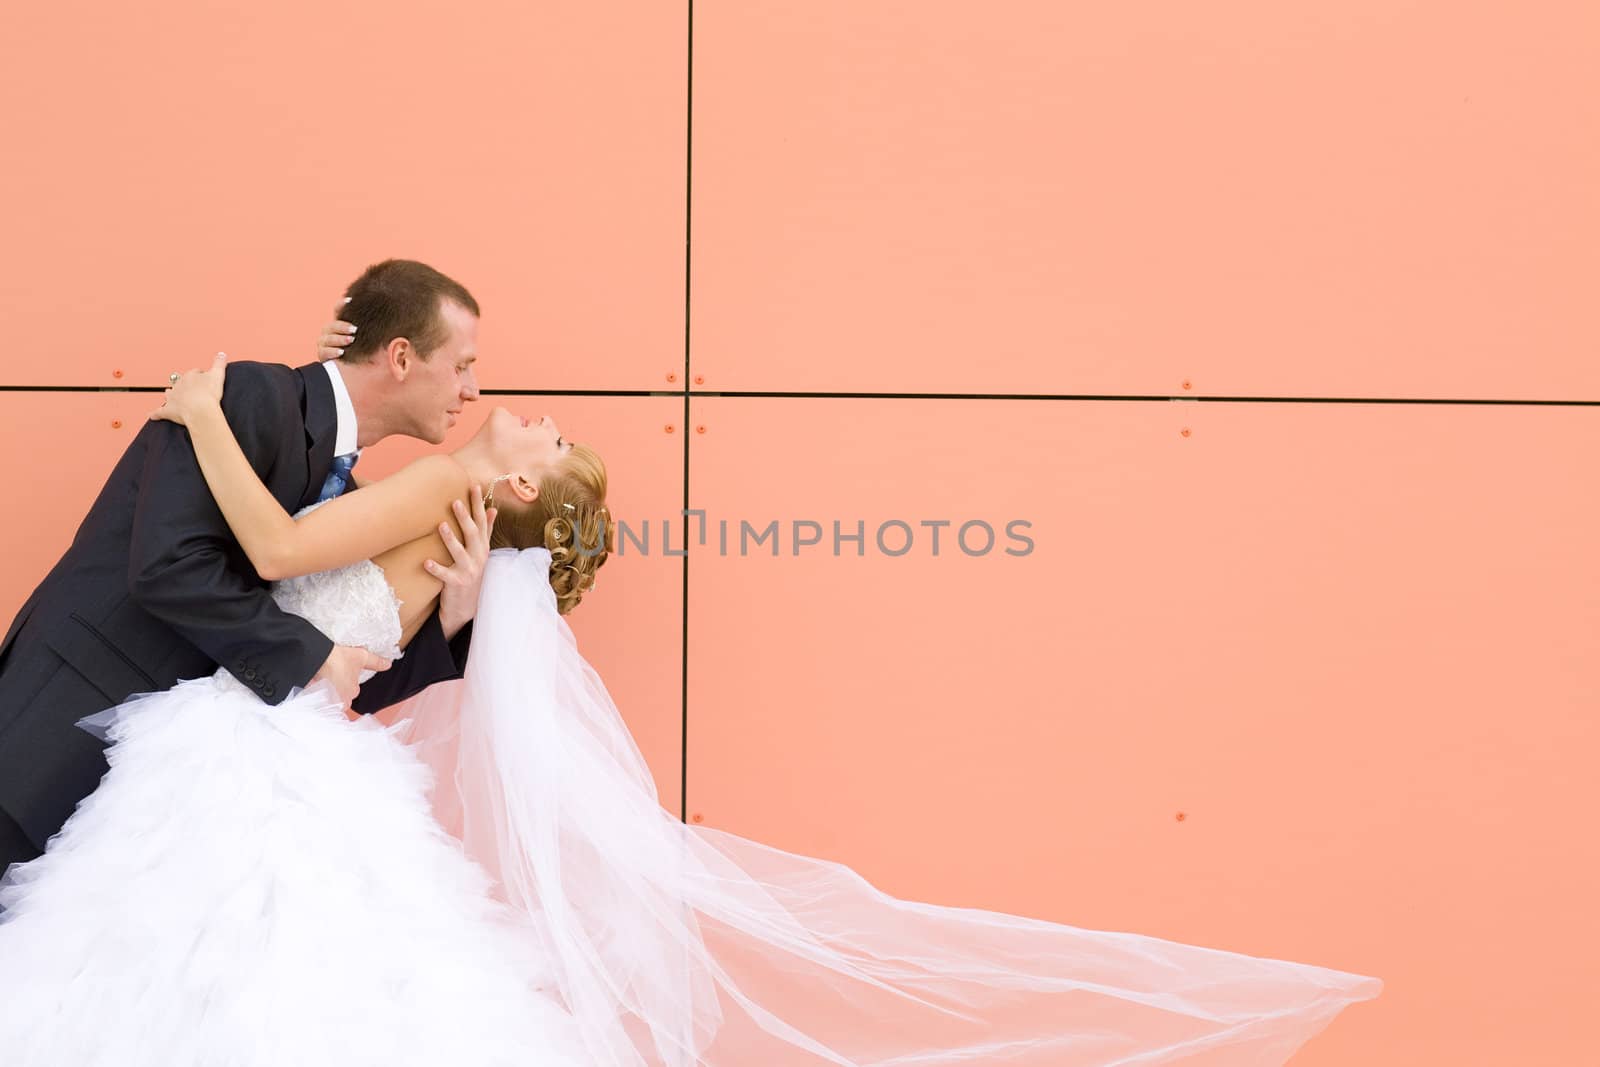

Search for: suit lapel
xmin=297 ymin=362 xmax=338 ymax=509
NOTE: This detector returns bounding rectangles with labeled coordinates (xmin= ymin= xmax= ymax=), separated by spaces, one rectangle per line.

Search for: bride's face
xmin=480 ymin=406 xmax=575 ymax=485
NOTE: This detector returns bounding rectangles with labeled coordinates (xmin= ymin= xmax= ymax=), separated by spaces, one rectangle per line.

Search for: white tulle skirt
xmin=0 ymin=671 xmax=589 ymax=1067
xmin=388 ymin=548 xmax=1386 ymax=1067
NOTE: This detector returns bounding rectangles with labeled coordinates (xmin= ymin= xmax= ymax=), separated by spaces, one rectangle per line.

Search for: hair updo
xmin=487 ymin=442 xmax=613 ymax=616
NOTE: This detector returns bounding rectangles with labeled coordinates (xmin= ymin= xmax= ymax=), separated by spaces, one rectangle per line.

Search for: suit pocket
xmin=42 ymin=613 xmax=160 ymax=703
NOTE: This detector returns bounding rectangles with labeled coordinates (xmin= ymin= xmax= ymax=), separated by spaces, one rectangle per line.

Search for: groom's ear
xmin=383 ymin=337 xmax=416 ymax=380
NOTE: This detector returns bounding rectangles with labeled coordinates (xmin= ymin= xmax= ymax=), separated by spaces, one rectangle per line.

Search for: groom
xmin=0 ymin=258 xmax=489 ymax=878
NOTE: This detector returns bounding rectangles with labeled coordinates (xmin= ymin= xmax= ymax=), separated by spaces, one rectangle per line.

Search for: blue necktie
xmin=318 ymin=452 xmax=359 ymax=502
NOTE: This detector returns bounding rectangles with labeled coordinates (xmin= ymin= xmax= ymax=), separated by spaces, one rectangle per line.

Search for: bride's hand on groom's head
xmin=317 ymin=296 xmax=358 ymax=362
xmin=148 ymin=352 xmax=228 ymax=427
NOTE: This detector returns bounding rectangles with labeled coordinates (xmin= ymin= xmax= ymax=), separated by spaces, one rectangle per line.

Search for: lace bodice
xmin=211 ymin=500 xmax=404 ymax=697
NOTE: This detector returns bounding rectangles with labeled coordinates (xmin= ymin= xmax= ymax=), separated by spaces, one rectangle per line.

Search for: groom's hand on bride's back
xmin=428 ymin=491 xmax=495 ymax=642
xmin=313 ymin=644 xmax=392 ymax=705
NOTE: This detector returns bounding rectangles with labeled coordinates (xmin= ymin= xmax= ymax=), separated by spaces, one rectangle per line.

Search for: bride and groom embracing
xmin=0 ymin=258 xmax=1382 ymax=1065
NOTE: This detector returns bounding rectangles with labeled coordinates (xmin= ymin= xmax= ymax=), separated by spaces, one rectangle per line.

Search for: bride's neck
xmin=446 ymin=441 xmax=504 ymax=489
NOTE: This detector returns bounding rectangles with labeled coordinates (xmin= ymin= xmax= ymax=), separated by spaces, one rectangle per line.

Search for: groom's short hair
xmin=338 ymin=259 xmax=480 ymax=364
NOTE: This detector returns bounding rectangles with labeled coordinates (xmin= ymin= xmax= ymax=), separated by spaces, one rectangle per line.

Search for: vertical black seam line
xmin=681 ymin=0 xmax=694 ymax=825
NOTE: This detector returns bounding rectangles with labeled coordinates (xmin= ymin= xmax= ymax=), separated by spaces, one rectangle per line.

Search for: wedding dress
xmin=0 ymin=506 xmax=591 ymax=1067
xmin=0 ymin=525 xmax=1383 ymax=1065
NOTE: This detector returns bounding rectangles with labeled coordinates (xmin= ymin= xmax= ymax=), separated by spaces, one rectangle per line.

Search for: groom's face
xmin=402 ymin=298 xmax=481 ymax=443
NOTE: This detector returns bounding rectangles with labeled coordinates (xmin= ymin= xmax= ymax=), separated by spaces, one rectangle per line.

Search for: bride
xmin=0 ymin=352 xmax=1383 ymax=1066
xmin=0 ymin=352 xmax=608 ymax=1066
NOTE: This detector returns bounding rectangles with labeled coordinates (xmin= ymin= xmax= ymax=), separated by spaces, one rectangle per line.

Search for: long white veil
xmin=390 ymin=547 xmax=1382 ymax=1066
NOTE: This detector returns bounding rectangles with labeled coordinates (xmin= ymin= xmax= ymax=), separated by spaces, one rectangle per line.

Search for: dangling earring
xmin=483 ymin=473 xmax=513 ymax=510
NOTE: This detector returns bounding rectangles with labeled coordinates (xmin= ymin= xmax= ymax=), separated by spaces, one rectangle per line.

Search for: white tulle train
xmin=391 ymin=547 xmax=1384 ymax=1066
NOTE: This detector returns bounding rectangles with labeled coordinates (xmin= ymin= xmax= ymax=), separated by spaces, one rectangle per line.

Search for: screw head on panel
xmin=1181 ymin=379 xmax=1193 ymax=390
xmin=112 ymin=369 xmax=124 ymax=379
xmin=111 ymin=419 xmax=123 ymax=429
xmin=695 ymin=425 xmax=706 ymax=434
xmin=691 ymin=813 xmax=703 ymax=824
xmin=666 ymin=372 xmax=677 ymax=383
xmin=693 ymin=375 xmax=704 ymax=385
xmin=664 ymin=424 xmax=676 ymax=434
xmin=1180 ymin=428 xmax=1191 ymax=437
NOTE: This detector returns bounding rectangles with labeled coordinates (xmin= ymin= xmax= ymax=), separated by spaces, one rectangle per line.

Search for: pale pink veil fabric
xmin=390 ymin=547 xmax=1382 ymax=1066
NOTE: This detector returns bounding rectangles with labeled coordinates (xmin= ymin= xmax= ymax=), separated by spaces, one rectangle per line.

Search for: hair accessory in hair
xmin=563 ymin=502 xmax=575 ymax=512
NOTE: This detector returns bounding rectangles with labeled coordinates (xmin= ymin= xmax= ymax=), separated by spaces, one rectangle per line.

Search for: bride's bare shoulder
xmin=378 ymin=454 xmax=472 ymax=506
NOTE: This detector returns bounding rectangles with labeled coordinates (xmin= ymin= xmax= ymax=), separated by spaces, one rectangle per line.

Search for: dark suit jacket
xmin=0 ymin=360 xmax=473 ymax=849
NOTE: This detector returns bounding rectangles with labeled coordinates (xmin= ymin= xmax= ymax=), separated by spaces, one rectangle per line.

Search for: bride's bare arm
xmin=152 ymin=355 xmax=471 ymax=581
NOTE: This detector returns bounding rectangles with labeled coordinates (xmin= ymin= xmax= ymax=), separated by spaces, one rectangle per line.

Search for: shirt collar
xmin=322 ymin=360 xmax=360 ymax=458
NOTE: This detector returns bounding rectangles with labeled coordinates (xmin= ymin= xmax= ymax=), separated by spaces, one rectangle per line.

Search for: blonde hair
xmin=488 ymin=442 xmax=613 ymax=615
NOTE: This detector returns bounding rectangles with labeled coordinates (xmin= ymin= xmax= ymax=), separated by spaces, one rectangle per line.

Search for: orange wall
xmin=2 ymin=3 xmax=1596 ymax=1063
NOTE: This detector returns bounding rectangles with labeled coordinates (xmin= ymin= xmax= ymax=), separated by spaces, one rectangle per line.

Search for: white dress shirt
xmin=322 ymin=360 xmax=361 ymax=459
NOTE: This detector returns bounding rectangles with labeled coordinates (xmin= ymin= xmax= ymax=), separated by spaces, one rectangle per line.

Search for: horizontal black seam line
xmin=688 ymin=392 xmax=1600 ymax=405
xmin=2 ymin=385 xmax=1594 ymax=405
xmin=0 ymin=386 xmax=673 ymax=397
